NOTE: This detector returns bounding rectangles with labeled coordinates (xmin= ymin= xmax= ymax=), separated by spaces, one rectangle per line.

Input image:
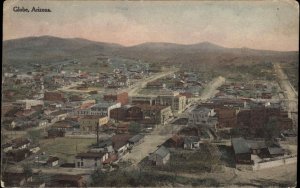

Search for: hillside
xmin=2 ymin=36 xmax=298 ymax=69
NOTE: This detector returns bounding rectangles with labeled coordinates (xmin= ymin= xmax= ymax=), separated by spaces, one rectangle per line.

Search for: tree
xmin=128 ymin=122 xmax=141 ymax=134
xmin=27 ymin=130 xmax=42 ymax=144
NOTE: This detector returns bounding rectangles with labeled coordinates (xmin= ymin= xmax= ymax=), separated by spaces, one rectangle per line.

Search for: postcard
xmin=2 ymin=0 xmax=298 ymax=187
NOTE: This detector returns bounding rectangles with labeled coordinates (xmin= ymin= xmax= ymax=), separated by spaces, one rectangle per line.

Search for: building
xmin=47 ymin=110 xmax=69 ymax=123
xmin=49 ymin=174 xmax=86 ymax=187
xmin=47 ymin=156 xmax=59 ymax=167
xmin=214 ymin=107 xmax=238 ymax=128
xmin=44 ymin=92 xmax=65 ymax=102
xmin=111 ymin=134 xmax=133 ymax=158
xmin=128 ymin=134 xmax=145 ymax=146
xmin=110 ymin=105 xmax=143 ymax=121
xmin=188 ymin=106 xmax=216 ymax=126
xmin=75 ymin=102 xmax=121 ymax=118
xmin=237 ymin=106 xmax=293 ymax=131
xmin=138 ymin=105 xmax=173 ymax=125
xmin=231 ymin=137 xmax=252 ymax=164
xmin=163 ymin=135 xmax=184 ymax=148
xmin=103 ymin=91 xmax=129 ymax=105
xmin=75 ymin=152 xmax=109 ymax=168
xmin=156 ymin=93 xmax=186 ymax=114
xmin=131 ymin=96 xmax=156 ymax=106
xmin=13 ymin=100 xmax=44 ymax=110
xmin=183 ymin=136 xmax=201 ymax=150
xmin=149 ymin=146 xmax=170 ymax=165
xmin=79 ymin=115 xmax=108 ymax=132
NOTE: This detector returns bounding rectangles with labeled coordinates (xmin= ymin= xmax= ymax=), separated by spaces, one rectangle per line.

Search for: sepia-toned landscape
xmin=1 ymin=0 xmax=298 ymax=187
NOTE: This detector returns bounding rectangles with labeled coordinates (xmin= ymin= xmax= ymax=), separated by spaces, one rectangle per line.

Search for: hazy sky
xmin=3 ymin=0 xmax=299 ymax=51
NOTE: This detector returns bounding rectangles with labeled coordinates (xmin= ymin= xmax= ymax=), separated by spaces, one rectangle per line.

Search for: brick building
xmin=237 ymin=106 xmax=293 ymax=131
xmin=44 ymin=92 xmax=65 ymax=102
xmin=103 ymin=91 xmax=128 ymax=105
xmin=110 ymin=105 xmax=143 ymax=121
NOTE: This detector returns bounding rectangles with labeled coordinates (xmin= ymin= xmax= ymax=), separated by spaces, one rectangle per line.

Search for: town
xmin=1 ymin=54 xmax=298 ymax=187
xmin=2 ymin=1 xmax=298 ymax=187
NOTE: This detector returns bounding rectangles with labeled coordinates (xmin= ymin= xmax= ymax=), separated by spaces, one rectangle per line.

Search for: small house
xmin=47 ymin=156 xmax=59 ymax=167
xmin=128 ymin=134 xmax=145 ymax=147
xmin=149 ymin=146 xmax=170 ymax=166
xmin=183 ymin=136 xmax=201 ymax=150
xmin=75 ymin=152 xmax=108 ymax=168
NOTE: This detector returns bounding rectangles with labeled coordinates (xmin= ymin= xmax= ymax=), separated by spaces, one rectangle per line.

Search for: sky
xmin=3 ymin=0 xmax=299 ymax=51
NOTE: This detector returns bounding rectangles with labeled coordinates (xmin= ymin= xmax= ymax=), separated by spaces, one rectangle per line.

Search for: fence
xmin=252 ymin=155 xmax=297 ymax=171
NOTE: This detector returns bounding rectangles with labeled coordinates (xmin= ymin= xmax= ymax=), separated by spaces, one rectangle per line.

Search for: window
xmin=95 ymin=162 xmax=97 ymax=167
xmin=77 ymin=162 xmax=80 ymax=167
xmin=81 ymin=162 xmax=83 ymax=166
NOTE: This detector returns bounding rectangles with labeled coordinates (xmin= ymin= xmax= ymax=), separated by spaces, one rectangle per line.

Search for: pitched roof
xmin=231 ymin=137 xmax=250 ymax=154
xmin=128 ymin=134 xmax=144 ymax=143
xmin=268 ymin=147 xmax=285 ymax=155
xmin=75 ymin=152 xmax=106 ymax=159
xmin=184 ymin=136 xmax=200 ymax=144
xmin=153 ymin=146 xmax=170 ymax=158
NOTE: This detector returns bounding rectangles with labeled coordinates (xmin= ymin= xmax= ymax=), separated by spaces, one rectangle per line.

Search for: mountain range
xmin=3 ymin=35 xmax=298 ymax=68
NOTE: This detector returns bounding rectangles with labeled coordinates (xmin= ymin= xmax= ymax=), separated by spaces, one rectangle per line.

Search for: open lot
xmin=38 ymin=137 xmax=96 ymax=163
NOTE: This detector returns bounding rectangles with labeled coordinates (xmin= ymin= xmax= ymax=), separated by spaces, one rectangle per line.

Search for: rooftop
xmin=153 ymin=146 xmax=170 ymax=158
xmin=75 ymin=152 xmax=107 ymax=159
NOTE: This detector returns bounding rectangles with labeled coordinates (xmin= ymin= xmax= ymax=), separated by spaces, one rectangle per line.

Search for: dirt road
xmin=122 ymin=76 xmax=225 ymax=166
xmin=199 ymin=76 xmax=226 ymax=101
xmin=127 ymin=69 xmax=178 ymax=96
xmin=151 ymin=163 xmax=296 ymax=187
xmin=274 ymin=63 xmax=298 ymax=128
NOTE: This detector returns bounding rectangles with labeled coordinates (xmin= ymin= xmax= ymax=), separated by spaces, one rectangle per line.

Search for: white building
xmin=188 ymin=106 xmax=216 ymax=126
xmin=14 ymin=100 xmax=44 ymax=110
xmin=74 ymin=102 xmax=121 ymax=119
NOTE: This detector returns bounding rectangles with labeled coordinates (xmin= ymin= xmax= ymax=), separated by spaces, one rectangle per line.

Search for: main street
xmin=122 ymin=76 xmax=225 ymax=167
xmin=274 ymin=63 xmax=298 ymax=129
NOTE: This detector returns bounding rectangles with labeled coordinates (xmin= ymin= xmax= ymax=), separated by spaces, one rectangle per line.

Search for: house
xmin=128 ymin=134 xmax=145 ymax=146
xmin=149 ymin=146 xmax=170 ymax=166
xmin=75 ymin=152 xmax=109 ymax=168
xmin=12 ymin=138 xmax=31 ymax=150
xmin=163 ymin=135 xmax=184 ymax=148
xmin=29 ymin=145 xmax=40 ymax=154
xmin=90 ymin=140 xmax=114 ymax=153
xmin=2 ymin=143 xmax=13 ymax=153
xmin=231 ymin=137 xmax=252 ymax=164
xmin=2 ymin=172 xmax=33 ymax=187
xmin=49 ymin=174 xmax=86 ymax=187
xmin=111 ymin=134 xmax=133 ymax=158
xmin=48 ymin=110 xmax=69 ymax=123
xmin=79 ymin=115 xmax=108 ymax=132
xmin=183 ymin=136 xmax=201 ymax=150
xmin=47 ymin=156 xmax=59 ymax=166
xmin=103 ymin=91 xmax=129 ymax=105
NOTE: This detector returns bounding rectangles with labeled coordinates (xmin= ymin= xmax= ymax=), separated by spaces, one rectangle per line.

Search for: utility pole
xmin=96 ymin=122 xmax=99 ymax=144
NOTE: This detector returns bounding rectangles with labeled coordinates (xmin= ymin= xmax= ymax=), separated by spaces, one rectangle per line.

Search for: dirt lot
xmin=38 ymin=137 xmax=96 ymax=162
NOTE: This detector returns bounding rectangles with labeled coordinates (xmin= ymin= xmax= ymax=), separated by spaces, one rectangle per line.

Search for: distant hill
xmin=3 ymin=36 xmax=298 ymax=68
